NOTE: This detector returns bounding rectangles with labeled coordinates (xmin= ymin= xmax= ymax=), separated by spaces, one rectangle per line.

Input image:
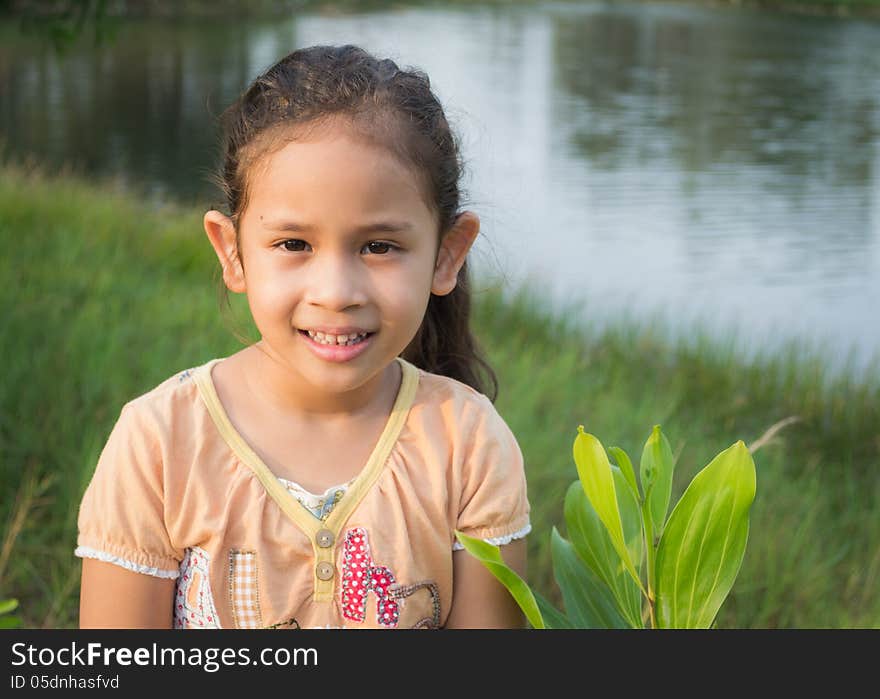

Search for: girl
xmin=76 ymin=44 xmax=531 ymax=630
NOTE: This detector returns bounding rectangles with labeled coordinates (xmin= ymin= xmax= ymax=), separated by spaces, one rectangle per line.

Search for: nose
xmin=303 ymin=250 xmax=368 ymax=310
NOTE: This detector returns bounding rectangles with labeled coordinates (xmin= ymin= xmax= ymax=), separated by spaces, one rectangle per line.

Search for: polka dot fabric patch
xmin=174 ymin=546 xmax=220 ymax=629
xmin=341 ymin=527 xmax=400 ymax=628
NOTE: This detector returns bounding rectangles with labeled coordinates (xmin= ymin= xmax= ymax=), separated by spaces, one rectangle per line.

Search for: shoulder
xmin=406 ymin=362 xmax=517 ymax=449
xmin=410 ymin=364 xmax=496 ymax=420
xmin=112 ymin=362 xmax=210 ymax=440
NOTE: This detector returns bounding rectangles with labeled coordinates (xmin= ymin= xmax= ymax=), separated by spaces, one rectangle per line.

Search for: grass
xmin=1 ymin=161 xmax=878 ymax=628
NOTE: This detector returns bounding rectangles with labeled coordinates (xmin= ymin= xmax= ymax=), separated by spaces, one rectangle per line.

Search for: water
xmin=2 ymin=1 xmax=878 ymax=377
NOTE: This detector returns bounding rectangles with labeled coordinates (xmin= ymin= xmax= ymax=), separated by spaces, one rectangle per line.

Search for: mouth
xmin=298 ymin=329 xmax=375 ymax=347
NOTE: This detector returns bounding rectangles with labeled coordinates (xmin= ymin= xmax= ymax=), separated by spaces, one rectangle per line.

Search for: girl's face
xmin=206 ymin=120 xmax=478 ymax=403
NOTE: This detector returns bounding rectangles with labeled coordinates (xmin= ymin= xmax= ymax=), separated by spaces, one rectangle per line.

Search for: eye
xmin=279 ymin=239 xmax=309 ymax=252
xmin=362 ymin=241 xmax=396 ymax=255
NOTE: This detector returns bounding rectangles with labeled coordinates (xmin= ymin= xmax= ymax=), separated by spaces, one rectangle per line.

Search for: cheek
xmin=246 ymin=276 xmax=298 ymax=316
xmin=377 ymin=264 xmax=434 ymax=312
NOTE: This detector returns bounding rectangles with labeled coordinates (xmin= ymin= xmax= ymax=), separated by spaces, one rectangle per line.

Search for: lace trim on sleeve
xmin=75 ymin=546 xmax=180 ymax=580
xmin=452 ymin=522 xmax=532 ymax=551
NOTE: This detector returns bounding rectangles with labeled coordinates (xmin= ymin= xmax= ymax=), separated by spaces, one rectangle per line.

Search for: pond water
xmin=2 ymin=1 xmax=879 ymax=376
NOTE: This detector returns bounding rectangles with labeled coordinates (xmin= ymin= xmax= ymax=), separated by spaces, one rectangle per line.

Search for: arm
xmin=79 ymin=558 xmax=176 ymax=629
xmin=444 ymin=537 xmax=528 ymax=629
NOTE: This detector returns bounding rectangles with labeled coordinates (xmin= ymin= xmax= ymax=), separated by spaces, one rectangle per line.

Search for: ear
xmin=204 ymin=210 xmax=246 ymax=293
xmin=431 ymin=211 xmax=480 ymax=296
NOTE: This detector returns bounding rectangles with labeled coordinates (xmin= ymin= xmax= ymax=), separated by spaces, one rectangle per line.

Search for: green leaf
xmin=0 ymin=598 xmax=19 ymax=616
xmin=573 ymin=426 xmax=644 ymax=593
xmin=454 ymin=530 xmax=545 ymax=629
xmin=0 ymin=615 xmax=21 ymax=629
xmin=532 ymin=589 xmax=574 ymax=629
xmin=551 ymin=527 xmax=629 ymax=629
xmin=609 ymin=446 xmax=640 ymax=503
xmin=654 ymin=440 xmax=757 ymax=628
xmin=564 ymin=480 xmax=644 ymax=628
xmin=640 ymin=425 xmax=675 ymax=537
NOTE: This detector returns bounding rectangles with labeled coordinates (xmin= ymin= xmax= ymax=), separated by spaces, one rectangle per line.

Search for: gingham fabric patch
xmin=229 ymin=550 xmax=262 ymax=629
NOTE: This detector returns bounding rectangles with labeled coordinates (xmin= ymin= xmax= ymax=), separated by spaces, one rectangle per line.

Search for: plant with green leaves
xmin=456 ymin=424 xmax=757 ymax=628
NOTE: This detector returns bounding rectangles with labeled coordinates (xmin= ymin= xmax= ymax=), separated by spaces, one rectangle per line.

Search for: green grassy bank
xmin=1 ymin=163 xmax=878 ymax=628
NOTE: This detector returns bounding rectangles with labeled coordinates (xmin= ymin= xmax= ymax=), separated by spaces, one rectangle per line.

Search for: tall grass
xmin=1 ymin=162 xmax=877 ymax=628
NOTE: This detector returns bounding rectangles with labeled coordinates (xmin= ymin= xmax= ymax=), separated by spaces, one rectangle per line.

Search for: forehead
xmin=242 ymin=121 xmax=437 ymax=228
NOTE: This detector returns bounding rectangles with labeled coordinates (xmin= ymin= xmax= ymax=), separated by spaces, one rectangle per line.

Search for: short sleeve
xmin=75 ymin=403 xmax=182 ymax=579
xmin=455 ymin=397 xmax=531 ymax=548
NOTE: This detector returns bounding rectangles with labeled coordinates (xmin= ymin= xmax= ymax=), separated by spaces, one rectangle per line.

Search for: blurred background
xmin=1 ymin=0 xmax=878 ymax=628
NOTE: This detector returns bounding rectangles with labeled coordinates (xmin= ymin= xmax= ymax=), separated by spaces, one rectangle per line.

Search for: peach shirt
xmin=75 ymin=356 xmax=531 ymax=629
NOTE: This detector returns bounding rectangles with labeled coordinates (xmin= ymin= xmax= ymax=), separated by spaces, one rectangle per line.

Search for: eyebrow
xmin=263 ymin=220 xmax=415 ymax=235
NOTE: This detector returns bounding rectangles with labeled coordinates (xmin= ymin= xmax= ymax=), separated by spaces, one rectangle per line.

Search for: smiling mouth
xmin=298 ymin=329 xmax=375 ymax=347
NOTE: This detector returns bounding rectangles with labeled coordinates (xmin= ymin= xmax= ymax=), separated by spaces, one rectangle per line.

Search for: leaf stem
xmin=641 ymin=498 xmax=657 ymax=629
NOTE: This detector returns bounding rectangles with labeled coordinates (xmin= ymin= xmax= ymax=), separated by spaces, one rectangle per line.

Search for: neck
xmin=240 ymin=342 xmax=401 ymax=425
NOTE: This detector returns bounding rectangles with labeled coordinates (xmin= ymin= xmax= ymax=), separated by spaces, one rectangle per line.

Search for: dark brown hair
xmin=211 ymin=44 xmax=498 ymax=401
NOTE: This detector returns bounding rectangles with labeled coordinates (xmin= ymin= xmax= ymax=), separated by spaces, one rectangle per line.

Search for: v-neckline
xmin=192 ymin=355 xmax=419 ymax=601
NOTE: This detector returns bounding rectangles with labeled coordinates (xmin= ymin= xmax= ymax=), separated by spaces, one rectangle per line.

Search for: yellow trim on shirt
xmin=193 ymin=356 xmax=419 ymax=602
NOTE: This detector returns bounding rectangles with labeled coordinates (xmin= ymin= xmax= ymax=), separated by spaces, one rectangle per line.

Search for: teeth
xmin=307 ymin=330 xmax=368 ymax=346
